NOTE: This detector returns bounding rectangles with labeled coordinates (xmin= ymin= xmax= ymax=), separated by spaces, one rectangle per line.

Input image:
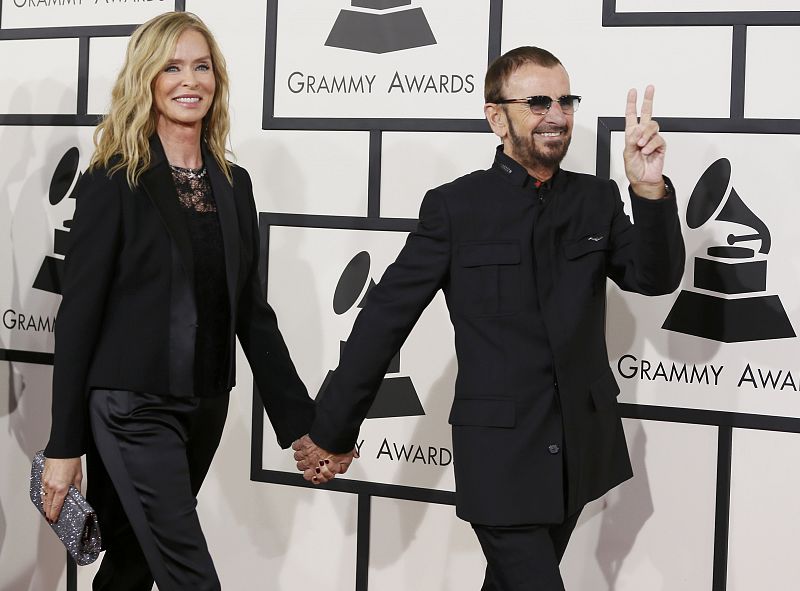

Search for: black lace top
xmin=170 ymin=164 xmax=230 ymax=397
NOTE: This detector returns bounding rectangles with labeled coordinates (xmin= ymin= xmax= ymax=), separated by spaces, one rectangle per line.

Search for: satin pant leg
xmin=92 ymin=520 xmax=152 ymax=591
xmin=89 ymin=389 xmax=228 ymax=591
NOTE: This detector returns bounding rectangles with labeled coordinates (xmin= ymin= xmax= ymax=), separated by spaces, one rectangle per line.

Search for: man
xmin=293 ymin=46 xmax=684 ymax=590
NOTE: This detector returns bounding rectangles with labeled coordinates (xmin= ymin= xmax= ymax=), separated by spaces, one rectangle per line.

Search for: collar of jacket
xmin=491 ymin=144 xmax=563 ymax=191
xmin=139 ymin=135 xmax=240 ymax=312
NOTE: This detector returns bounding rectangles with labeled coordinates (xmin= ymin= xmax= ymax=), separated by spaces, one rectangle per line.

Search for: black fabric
xmin=473 ymin=510 xmax=582 ymax=591
xmin=171 ymin=165 xmax=230 ymax=397
xmin=92 ymin=523 xmax=151 ymax=591
xmin=45 ymin=135 xmax=315 ymax=459
xmin=88 ymin=389 xmax=228 ymax=591
xmin=310 ymin=145 xmax=685 ymax=525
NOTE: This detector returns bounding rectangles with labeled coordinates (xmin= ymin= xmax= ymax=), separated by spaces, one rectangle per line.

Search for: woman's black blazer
xmin=45 ymin=137 xmax=314 ymax=458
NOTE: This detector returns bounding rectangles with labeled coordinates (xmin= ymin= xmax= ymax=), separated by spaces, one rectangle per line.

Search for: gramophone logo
xmin=316 ymin=251 xmax=425 ymax=418
xmin=32 ymin=147 xmax=81 ymax=296
xmin=662 ymin=158 xmax=796 ymax=342
xmin=325 ymin=0 xmax=436 ymax=54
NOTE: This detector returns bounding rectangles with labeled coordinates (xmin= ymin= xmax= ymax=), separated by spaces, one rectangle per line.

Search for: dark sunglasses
xmin=494 ymin=95 xmax=581 ymax=115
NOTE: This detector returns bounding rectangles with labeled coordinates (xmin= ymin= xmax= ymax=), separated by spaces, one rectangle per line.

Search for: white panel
xmin=608 ymin=131 xmax=800 ymax=419
xmin=617 ymin=0 xmax=800 ymax=11
xmin=0 ymin=126 xmax=95 ymax=354
xmin=369 ymin=497 xmax=485 ymax=590
xmin=262 ymin=224 xmax=457 ymax=491
xmin=86 ymin=36 xmax=129 ymax=116
xmin=562 ymin=419 xmax=717 ymax=591
xmin=185 ymin=0 xmax=268 ymax=129
xmin=272 ymin=0 xmax=489 ymax=120
xmin=728 ymin=428 xmax=800 ymax=590
xmin=75 ymin=557 xmax=101 ymax=589
xmin=1 ymin=0 xmax=176 ymax=29
xmin=745 ymin=27 xmax=800 ymax=120
xmin=0 ymin=361 xmax=69 ymax=591
xmin=502 ymin=1 xmax=731 ymax=172
xmin=0 ymin=126 xmax=92 ymax=590
xmin=0 ymin=39 xmax=79 ymax=115
xmin=186 ymin=1 xmax=371 ymax=216
xmin=208 ymin=481 xmax=357 ymax=591
xmin=380 ymin=131 xmax=499 ymax=219
xmin=240 ymin=130 xmax=369 ymax=216
xmin=206 ymin=348 xmax=358 ymax=590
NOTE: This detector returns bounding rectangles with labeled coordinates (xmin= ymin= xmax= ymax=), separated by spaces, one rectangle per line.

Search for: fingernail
xmin=315 ymin=468 xmax=320 ymax=473
xmin=324 ymin=459 xmax=330 ymax=465
xmin=319 ymin=461 xmax=325 ymax=466
xmin=312 ymin=476 xmax=318 ymax=483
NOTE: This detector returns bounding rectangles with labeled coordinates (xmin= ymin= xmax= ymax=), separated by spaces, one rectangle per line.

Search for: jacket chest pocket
xmin=563 ymin=230 xmax=609 ymax=294
xmin=454 ymin=241 xmax=521 ymax=316
xmin=563 ymin=230 xmax=610 ymax=259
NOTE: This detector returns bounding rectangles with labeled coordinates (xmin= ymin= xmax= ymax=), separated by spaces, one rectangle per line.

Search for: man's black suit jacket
xmin=310 ymin=148 xmax=685 ymax=526
xmin=45 ymin=137 xmax=314 ymax=459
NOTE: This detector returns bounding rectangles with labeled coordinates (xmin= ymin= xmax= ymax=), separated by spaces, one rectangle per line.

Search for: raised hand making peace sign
xmin=623 ymin=85 xmax=668 ymax=199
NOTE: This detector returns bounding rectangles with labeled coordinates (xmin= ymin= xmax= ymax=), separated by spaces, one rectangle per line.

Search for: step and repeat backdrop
xmin=1 ymin=1 xmax=799 ymax=590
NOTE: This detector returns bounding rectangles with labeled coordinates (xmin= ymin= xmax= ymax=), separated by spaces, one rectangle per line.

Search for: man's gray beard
xmin=508 ymin=118 xmax=571 ymax=173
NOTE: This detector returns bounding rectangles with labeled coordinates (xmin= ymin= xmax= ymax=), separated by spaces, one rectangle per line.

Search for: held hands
xmin=41 ymin=457 xmax=82 ymax=524
xmin=292 ymin=434 xmax=359 ymax=485
xmin=623 ymin=85 xmax=667 ymax=199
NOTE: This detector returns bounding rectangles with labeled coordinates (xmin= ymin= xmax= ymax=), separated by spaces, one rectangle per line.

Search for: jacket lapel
xmin=140 ymin=137 xmax=195 ymax=288
xmin=203 ymin=146 xmax=240 ymax=319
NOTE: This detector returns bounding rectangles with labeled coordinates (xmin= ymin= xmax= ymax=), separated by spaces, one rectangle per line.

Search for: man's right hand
xmin=42 ymin=457 xmax=83 ymax=524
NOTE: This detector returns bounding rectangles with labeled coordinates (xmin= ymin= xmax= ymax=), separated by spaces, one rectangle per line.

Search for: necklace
xmin=169 ymin=164 xmax=207 ymax=180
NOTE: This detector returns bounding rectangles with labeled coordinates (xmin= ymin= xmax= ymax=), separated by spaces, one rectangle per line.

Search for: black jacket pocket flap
xmin=459 ymin=242 xmax=520 ymax=267
xmin=564 ymin=233 xmax=610 ymax=260
xmin=590 ymin=369 xmax=621 ymax=410
xmin=448 ymin=398 xmax=515 ymax=427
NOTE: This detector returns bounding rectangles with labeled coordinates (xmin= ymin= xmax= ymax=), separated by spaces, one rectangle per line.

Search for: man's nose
xmin=545 ymin=100 xmax=567 ymax=124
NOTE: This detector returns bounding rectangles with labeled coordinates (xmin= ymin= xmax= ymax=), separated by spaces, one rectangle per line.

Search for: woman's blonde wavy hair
xmin=89 ymin=12 xmax=232 ymax=187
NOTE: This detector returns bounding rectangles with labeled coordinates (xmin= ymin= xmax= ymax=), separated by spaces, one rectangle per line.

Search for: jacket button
xmin=548 ymin=444 xmax=560 ymax=455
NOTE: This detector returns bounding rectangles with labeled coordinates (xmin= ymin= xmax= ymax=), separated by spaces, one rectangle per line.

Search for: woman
xmin=40 ymin=12 xmax=315 ymax=590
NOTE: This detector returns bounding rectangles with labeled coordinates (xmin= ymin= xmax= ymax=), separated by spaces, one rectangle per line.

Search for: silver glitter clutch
xmin=29 ymin=451 xmax=102 ymax=566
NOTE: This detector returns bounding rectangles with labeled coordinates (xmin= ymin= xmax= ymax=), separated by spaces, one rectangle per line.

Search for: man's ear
xmin=484 ymin=103 xmax=507 ymax=140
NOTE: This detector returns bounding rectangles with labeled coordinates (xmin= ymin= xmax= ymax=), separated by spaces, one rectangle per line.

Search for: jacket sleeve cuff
xmin=309 ymin=414 xmax=360 ymax=455
xmin=629 ymin=175 xmax=676 ymax=203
